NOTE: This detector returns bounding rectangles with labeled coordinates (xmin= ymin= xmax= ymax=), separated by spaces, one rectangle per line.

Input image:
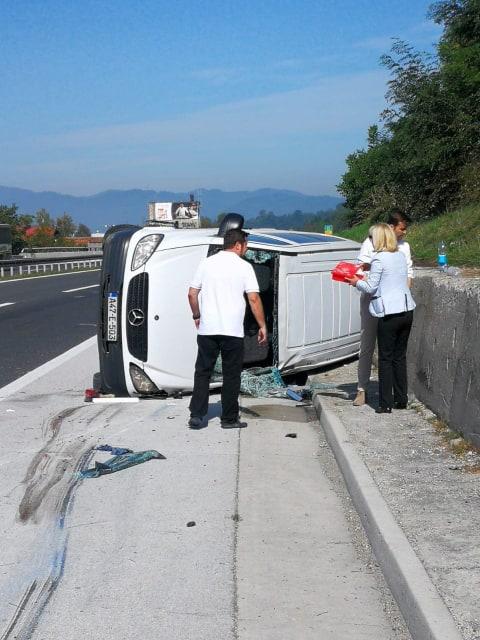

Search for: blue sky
xmin=1 ymin=0 xmax=441 ymax=196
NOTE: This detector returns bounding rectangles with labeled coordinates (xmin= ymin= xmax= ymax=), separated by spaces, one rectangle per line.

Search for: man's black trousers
xmin=377 ymin=310 xmax=414 ymax=409
xmin=189 ymin=335 xmax=244 ymax=423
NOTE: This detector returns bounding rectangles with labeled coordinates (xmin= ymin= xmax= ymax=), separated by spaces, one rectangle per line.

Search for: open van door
xmin=276 ymin=252 xmax=361 ymax=373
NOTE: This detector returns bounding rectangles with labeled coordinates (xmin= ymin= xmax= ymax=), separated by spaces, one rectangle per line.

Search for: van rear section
xmin=97 ymin=226 xmax=140 ymax=394
xmin=276 ymin=250 xmax=361 ymax=372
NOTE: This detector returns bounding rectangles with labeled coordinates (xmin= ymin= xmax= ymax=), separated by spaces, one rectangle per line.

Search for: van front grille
xmin=126 ymin=273 xmax=149 ymax=361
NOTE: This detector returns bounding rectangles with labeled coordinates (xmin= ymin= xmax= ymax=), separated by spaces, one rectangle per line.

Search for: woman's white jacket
xmin=355 ymin=251 xmax=416 ymax=318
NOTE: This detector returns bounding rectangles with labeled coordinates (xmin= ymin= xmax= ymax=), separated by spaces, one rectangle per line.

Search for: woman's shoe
xmin=375 ymin=406 xmax=392 ymax=414
xmin=353 ymin=390 xmax=366 ymax=406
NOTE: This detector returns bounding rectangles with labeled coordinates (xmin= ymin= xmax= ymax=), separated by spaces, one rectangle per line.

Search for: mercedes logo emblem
xmin=128 ymin=308 xmax=145 ymax=326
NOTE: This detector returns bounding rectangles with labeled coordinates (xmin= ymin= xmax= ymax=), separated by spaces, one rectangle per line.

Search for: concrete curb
xmin=314 ymin=395 xmax=463 ymax=640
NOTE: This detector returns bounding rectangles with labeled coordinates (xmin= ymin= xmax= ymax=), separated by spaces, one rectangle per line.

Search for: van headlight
xmin=131 ymin=234 xmax=163 ymax=271
xmin=129 ymin=364 xmax=160 ymax=394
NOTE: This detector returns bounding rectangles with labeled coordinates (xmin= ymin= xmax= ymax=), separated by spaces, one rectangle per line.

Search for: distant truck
xmin=0 ymin=224 xmax=12 ymax=259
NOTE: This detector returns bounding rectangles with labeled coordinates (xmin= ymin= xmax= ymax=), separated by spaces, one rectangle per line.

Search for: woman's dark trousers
xmin=377 ymin=311 xmax=414 ymax=409
xmin=189 ymin=335 xmax=244 ymax=422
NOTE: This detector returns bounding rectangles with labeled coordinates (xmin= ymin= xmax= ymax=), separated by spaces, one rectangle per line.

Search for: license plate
xmin=107 ymin=292 xmax=118 ymax=341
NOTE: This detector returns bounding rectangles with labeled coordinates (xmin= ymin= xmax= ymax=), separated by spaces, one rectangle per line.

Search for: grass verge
xmin=338 ymin=203 xmax=480 ymax=268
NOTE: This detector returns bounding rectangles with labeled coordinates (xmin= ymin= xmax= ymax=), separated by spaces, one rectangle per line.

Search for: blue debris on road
xmin=95 ymin=444 xmax=133 ymax=455
xmin=81 ymin=449 xmax=166 ymax=478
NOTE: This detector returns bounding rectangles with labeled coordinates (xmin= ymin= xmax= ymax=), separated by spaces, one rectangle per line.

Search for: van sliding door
xmin=277 ymin=252 xmax=361 ymax=372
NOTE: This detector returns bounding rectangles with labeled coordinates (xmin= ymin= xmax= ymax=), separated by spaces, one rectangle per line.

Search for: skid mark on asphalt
xmin=1 ymin=408 xmax=93 ymax=640
xmin=0 ymin=400 xmax=163 ymax=640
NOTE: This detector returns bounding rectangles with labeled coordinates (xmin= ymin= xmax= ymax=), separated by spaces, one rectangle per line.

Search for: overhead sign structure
xmin=148 ymin=201 xmax=200 ymax=228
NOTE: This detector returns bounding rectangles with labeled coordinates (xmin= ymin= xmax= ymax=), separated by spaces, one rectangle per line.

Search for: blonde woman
xmin=353 ymin=211 xmax=413 ymax=406
xmin=346 ymin=223 xmax=415 ymax=414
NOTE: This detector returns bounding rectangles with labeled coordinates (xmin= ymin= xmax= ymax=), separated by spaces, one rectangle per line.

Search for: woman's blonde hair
xmin=371 ymin=223 xmax=398 ymax=252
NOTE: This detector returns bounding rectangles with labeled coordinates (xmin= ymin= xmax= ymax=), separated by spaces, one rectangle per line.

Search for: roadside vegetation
xmin=0 ymin=204 xmax=92 ymax=254
xmin=336 ymin=0 xmax=480 ymax=267
xmin=340 ymin=203 xmax=480 ymax=267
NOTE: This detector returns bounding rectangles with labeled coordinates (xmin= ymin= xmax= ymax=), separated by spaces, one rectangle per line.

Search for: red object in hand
xmin=331 ymin=261 xmax=364 ymax=283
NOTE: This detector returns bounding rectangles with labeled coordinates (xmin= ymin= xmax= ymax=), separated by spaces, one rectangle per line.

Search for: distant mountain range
xmin=0 ymin=185 xmax=342 ymax=230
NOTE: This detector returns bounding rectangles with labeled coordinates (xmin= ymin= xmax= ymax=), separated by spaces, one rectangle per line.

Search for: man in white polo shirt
xmin=187 ymin=229 xmax=267 ymax=429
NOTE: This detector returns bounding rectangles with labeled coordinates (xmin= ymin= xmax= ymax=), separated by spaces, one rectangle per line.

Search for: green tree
xmin=338 ymin=0 xmax=480 ymax=225
xmin=35 ymin=208 xmax=54 ymax=228
xmin=199 ymin=217 xmax=213 ymax=228
xmin=75 ymin=223 xmax=92 ymax=236
xmin=56 ymin=213 xmax=76 ymax=237
xmin=430 ymin=0 xmax=480 ymax=202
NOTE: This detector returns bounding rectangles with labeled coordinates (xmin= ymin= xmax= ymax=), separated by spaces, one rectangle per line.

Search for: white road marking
xmin=62 ymin=284 xmax=99 ymax=293
xmin=0 ymin=336 xmax=96 ymax=402
xmin=92 ymin=397 xmax=139 ymax=404
xmin=0 ymin=269 xmax=101 ymax=284
xmin=0 ymin=302 xmax=15 ymax=308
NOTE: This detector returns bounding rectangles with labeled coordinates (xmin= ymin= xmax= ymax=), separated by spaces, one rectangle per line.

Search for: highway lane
xmin=0 ymin=270 xmax=100 ymax=387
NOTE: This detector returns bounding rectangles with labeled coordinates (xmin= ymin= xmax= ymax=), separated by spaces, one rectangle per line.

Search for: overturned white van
xmin=97 ymin=214 xmax=362 ymax=396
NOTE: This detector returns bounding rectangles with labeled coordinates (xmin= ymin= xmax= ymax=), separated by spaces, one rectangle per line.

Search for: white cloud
xmin=31 ymin=70 xmax=388 ymax=150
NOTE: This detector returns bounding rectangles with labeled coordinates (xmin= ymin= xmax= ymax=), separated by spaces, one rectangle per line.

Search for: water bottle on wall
xmin=437 ymin=241 xmax=447 ymax=271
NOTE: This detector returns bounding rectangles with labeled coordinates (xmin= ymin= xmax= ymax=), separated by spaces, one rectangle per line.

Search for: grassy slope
xmin=338 ymin=204 xmax=480 ymax=267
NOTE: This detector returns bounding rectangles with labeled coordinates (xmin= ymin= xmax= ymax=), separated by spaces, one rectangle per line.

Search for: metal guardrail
xmin=0 ymin=258 xmax=103 ymax=278
xmin=0 ymin=252 xmax=103 ymax=268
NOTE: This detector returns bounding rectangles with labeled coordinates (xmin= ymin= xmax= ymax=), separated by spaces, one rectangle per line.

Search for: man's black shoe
xmin=375 ymin=406 xmax=392 ymax=414
xmin=188 ymin=416 xmax=203 ymax=429
xmin=394 ymin=402 xmax=408 ymax=409
xmin=221 ymin=419 xmax=247 ymax=429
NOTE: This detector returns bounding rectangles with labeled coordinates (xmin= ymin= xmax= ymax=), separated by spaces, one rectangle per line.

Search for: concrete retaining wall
xmin=408 ymin=270 xmax=480 ymax=446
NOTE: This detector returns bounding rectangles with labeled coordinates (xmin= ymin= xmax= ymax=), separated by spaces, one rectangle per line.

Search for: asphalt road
xmin=0 ymin=343 xmax=410 ymax=640
xmin=0 ymin=270 xmax=100 ymax=387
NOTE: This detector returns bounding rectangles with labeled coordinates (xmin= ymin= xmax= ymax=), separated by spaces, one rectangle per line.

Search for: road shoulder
xmin=236 ymin=397 xmax=411 ymax=640
xmin=312 ymin=362 xmax=479 ymax=640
